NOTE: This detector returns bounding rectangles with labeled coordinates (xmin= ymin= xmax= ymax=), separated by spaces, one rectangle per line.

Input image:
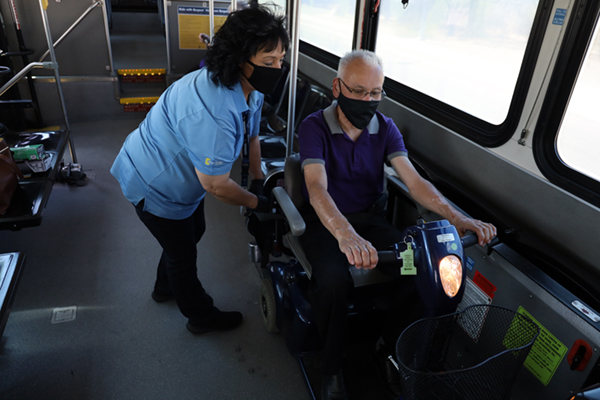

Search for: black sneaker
xmin=186 ymin=311 xmax=243 ymax=334
xmin=151 ymin=290 xmax=174 ymax=303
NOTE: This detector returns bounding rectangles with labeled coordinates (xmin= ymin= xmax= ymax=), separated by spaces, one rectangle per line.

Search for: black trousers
xmin=299 ymin=209 xmax=409 ymax=375
xmin=135 ymin=198 xmax=219 ymax=325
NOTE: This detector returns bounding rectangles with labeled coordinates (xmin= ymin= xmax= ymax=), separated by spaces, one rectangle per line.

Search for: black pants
xmin=135 ymin=198 xmax=219 ymax=325
xmin=299 ymin=209 xmax=410 ymax=375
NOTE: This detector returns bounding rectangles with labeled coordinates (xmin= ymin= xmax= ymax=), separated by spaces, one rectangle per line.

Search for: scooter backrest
xmin=284 ymin=153 xmax=305 ymax=210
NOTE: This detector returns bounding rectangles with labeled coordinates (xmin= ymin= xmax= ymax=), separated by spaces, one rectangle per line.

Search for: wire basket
xmin=395 ymin=305 xmax=540 ymax=400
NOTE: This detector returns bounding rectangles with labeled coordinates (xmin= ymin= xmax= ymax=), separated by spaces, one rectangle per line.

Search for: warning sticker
xmin=473 ymin=270 xmax=496 ymax=299
xmin=572 ymin=300 xmax=600 ymax=323
xmin=437 ymin=233 xmax=455 ymax=243
xmin=516 ymin=306 xmax=568 ymax=386
xmin=458 ymin=277 xmax=492 ymax=310
xmin=456 ymin=277 xmax=493 ymax=342
xmin=552 ymin=8 xmax=567 ymax=26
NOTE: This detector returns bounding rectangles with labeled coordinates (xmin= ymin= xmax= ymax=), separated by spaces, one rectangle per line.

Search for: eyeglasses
xmin=338 ymin=78 xmax=386 ymax=101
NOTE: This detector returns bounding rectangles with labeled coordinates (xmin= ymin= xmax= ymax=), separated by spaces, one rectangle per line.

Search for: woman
xmin=111 ymin=5 xmax=288 ymax=334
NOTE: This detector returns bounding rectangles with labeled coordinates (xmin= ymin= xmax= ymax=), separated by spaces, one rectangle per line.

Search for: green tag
xmin=401 ymin=243 xmax=417 ymax=275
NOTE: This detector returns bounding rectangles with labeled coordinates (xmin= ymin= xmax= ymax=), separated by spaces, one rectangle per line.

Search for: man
xmin=297 ymin=50 xmax=496 ymax=400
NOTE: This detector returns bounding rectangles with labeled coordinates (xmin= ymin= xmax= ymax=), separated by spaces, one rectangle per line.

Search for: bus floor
xmin=0 ymin=118 xmax=307 ymax=400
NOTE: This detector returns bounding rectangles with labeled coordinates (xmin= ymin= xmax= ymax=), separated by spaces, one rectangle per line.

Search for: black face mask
xmin=246 ymin=60 xmax=284 ymax=94
xmin=336 ymin=82 xmax=380 ymax=130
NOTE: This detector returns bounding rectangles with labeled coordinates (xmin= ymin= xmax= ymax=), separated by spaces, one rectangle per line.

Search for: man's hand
xmin=336 ymin=229 xmax=378 ymax=270
xmin=453 ymin=217 xmax=497 ymax=246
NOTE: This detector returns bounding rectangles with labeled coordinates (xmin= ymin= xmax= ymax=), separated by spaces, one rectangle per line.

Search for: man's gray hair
xmin=337 ymin=49 xmax=383 ymax=78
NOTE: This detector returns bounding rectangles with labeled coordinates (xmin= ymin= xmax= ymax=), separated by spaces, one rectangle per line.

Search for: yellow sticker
xmin=504 ymin=306 xmax=567 ymax=386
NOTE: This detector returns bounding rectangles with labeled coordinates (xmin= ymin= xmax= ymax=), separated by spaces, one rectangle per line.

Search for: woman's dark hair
xmin=204 ymin=4 xmax=289 ymax=89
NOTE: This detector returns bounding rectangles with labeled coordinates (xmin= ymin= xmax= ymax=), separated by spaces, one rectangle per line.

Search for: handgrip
xmin=461 ymin=234 xmax=478 ymax=248
xmin=461 ymin=234 xmax=500 ymax=248
xmin=377 ymin=250 xmax=399 ymax=265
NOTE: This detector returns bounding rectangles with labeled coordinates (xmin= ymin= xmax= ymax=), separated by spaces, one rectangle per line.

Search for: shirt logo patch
xmin=205 ymin=158 xmax=223 ymax=166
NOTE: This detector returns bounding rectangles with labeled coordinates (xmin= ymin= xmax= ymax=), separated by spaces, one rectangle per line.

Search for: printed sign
xmin=458 ymin=277 xmax=493 ymax=310
xmin=553 ymin=8 xmax=567 ymax=26
xmin=517 ymin=306 xmax=568 ymax=386
xmin=437 ymin=233 xmax=455 ymax=243
xmin=466 ymin=256 xmax=475 ymax=271
xmin=177 ymin=4 xmax=229 ymax=50
xmin=473 ymin=270 xmax=496 ymax=299
xmin=456 ymin=277 xmax=493 ymax=342
xmin=572 ymin=300 xmax=600 ymax=323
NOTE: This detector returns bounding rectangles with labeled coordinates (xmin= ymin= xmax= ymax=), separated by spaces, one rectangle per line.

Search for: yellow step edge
xmin=120 ymin=97 xmax=160 ymax=105
xmin=118 ymin=68 xmax=166 ymax=76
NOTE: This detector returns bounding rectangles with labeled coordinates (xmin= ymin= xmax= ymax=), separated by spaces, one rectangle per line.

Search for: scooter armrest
xmin=272 ymin=186 xmax=306 ymax=236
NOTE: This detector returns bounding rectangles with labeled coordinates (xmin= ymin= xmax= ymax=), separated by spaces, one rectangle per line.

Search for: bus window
xmin=300 ymin=0 xmax=355 ymax=57
xmin=259 ymin=0 xmax=286 ymax=13
xmin=556 ymin=22 xmax=600 ymax=182
xmin=377 ymin=0 xmax=538 ymax=125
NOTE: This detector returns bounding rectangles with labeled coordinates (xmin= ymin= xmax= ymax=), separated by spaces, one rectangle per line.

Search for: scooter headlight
xmin=439 ymin=255 xmax=462 ymax=298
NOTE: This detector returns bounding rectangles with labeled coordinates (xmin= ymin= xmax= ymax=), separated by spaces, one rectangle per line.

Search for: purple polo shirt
xmin=298 ymin=101 xmax=408 ymax=214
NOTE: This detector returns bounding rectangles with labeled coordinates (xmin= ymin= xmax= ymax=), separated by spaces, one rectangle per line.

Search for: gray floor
xmin=0 ymin=118 xmax=308 ymax=400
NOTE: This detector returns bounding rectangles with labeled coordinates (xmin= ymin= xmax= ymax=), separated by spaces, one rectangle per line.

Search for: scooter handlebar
xmin=461 ymin=234 xmax=500 ymax=248
xmin=377 ymin=250 xmax=399 ymax=265
xmin=376 ymin=234 xmax=499 ymax=266
xmin=461 ymin=234 xmax=479 ymax=248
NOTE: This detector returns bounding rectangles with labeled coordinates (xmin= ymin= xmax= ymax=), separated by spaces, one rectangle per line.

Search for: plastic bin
xmin=395 ymin=305 xmax=540 ymax=400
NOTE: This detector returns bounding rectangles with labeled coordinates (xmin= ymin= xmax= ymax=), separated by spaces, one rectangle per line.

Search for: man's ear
xmin=332 ymin=77 xmax=340 ymax=98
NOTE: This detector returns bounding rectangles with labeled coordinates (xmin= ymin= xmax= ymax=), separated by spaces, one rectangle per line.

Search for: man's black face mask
xmin=247 ymin=60 xmax=284 ymax=95
xmin=336 ymin=81 xmax=380 ymax=130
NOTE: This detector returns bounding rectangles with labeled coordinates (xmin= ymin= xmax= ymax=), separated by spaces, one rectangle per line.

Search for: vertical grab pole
xmin=164 ymin=0 xmax=171 ymax=80
xmin=99 ymin=0 xmax=115 ymax=76
xmin=209 ymin=0 xmax=215 ymax=42
xmin=38 ymin=0 xmax=77 ymax=163
xmin=285 ymin=0 xmax=300 ymax=158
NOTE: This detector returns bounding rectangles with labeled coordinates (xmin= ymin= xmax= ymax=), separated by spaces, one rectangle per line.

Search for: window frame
xmin=377 ymin=1 xmax=553 ymax=148
xmin=533 ymin=0 xmax=600 ymax=207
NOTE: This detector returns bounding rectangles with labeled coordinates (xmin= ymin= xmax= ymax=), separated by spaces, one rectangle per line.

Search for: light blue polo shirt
xmin=111 ymin=67 xmax=263 ymax=219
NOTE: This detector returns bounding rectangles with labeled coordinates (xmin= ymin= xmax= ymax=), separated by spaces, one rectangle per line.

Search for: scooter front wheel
xmin=260 ymin=278 xmax=279 ymax=333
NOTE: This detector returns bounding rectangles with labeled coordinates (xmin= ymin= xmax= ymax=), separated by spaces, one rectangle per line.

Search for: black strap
xmin=241 ymin=111 xmax=250 ymax=189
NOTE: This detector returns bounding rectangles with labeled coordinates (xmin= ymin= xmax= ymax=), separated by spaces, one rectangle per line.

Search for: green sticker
xmin=401 ymin=243 xmax=416 ymax=275
xmin=451 ymin=243 xmax=458 ymax=251
xmin=503 ymin=306 xmax=567 ymax=386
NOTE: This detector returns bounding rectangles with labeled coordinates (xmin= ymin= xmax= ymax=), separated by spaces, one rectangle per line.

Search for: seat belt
xmin=241 ymin=110 xmax=250 ymax=189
